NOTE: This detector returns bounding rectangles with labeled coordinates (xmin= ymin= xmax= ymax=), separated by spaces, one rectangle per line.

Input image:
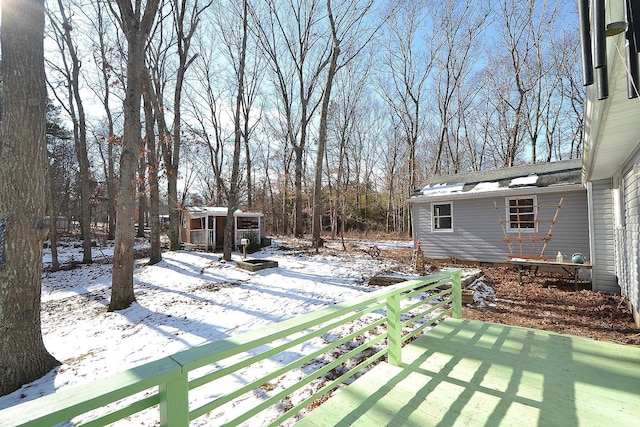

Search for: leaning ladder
xmin=494 ymin=197 xmax=563 ymax=260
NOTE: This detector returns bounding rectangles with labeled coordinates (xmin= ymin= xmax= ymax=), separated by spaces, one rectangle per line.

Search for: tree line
xmin=0 ymin=0 xmax=583 ymax=396
xmin=44 ymin=0 xmax=582 ymax=243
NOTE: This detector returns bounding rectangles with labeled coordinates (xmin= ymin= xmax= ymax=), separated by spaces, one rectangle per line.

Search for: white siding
xmin=621 ymin=165 xmax=640 ymax=313
xmin=589 ymin=180 xmax=619 ymax=294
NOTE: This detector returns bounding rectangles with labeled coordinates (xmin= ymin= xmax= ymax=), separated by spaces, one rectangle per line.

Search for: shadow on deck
xmin=296 ymin=318 xmax=640 ymax=426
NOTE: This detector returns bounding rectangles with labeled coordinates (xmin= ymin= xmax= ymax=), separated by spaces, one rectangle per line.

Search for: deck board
xmin=295 ymin=318 xmax=640 ymax=426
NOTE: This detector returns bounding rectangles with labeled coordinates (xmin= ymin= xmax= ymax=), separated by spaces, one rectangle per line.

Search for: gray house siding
xmin=589 ymin=179 xmax=619 ymax=294
xmin=412 ymin=190 xmax=590 ymax=264
xmin=621 ymin=164 xmax=640 ymax=317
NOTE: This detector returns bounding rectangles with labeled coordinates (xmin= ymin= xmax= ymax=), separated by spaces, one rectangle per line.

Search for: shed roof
xmin=409 ymin=159 xmax=583 ymax=202
xmin=183 ymin=206 xmax=264 ymax=218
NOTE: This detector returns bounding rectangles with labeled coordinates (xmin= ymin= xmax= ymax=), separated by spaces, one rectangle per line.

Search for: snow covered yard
xmin=1 ymin=237 xmax=431 ymax=425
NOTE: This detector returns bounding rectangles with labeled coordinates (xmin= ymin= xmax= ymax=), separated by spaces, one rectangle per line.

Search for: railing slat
xmin=159 ymin=367 xmax=189 ymax=427
xmin=386 ymin=292 xmax=402 ymax=367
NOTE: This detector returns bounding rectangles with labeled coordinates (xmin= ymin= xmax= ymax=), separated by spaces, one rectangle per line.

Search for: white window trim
xmin=431 ymin=202 xmax=453 ymax=232
xmin=505 ymin=195 xmax=537 ymax=233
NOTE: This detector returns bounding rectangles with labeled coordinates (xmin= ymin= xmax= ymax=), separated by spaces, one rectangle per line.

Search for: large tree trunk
xmin=0 ymin=0 xmax=60 ymax=396
xmin=110 ymin=40 xmax=144 ymax=310
xmin=110 ymin=0 xmax=160 ymax=311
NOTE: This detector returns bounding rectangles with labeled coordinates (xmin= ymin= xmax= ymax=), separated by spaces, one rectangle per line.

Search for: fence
xmin=0 ymin=269 xmax=462 ymax=427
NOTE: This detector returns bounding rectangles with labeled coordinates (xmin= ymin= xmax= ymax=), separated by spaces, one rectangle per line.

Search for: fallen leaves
xmin=460 ymin=266 xmax=639 ymax=345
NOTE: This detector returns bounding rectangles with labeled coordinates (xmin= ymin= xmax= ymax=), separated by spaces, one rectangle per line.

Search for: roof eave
xmin=407 ymin=183 xmax=585 ymax=204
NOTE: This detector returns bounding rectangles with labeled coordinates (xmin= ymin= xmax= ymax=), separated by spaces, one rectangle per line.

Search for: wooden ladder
xmin=494 ymin=197 xmax=563 ymax=260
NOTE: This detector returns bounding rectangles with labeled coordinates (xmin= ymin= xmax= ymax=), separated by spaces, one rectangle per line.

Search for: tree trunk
xmin=223 ymin=0 xmax=248 ymax=261
xmin=52 ymin=0 xmax=94 ymax=263
xmin=94 ymin=2 xmax=117 ymax=240
xmin=111 ymin=42 xmax=144 ymax=310
xmin=244 ymin=121 xmax=253 ymax=210
xmin=143 ymin=78 xmax=162 ymax=264
xmin=110 ymin=0 xmax=160 ymax=311
xmin=46 ymin=163 xmax=60 ymax=272
xmin=0 ymin=0 xmax=60 ymax=396
xmin=312 ymin=17 xmax=340 ymax=249
xmin=136 ymin=150 xmax=147 ymax=238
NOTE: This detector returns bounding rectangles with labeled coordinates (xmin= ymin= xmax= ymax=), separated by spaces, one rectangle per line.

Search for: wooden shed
xmin=179 ymin=207 xmax=266 ymax=251
xmin=408 ymin=159 xmax=592 ymax=278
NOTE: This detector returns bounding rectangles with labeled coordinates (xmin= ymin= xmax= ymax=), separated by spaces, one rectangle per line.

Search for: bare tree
xmin=0 ymin=0 xmax=60 ymax=396
xmin=88 ymin=1 xmax=124 ymax=240
xmin=46 ymin=0 xmax=95 ymax=263
xmin=142 ymin=74 xmax=162 ymax=264
xmin=186 ymin=0 xmax=263 ymax=216
xmin=218 ymin=0 xmax=250 ymax=260
xmin=377 ymin=0 xmax=435 ymax=232
xmin=161 ymin=0 xmax=212 ymax=251
xmin=108 ymin=0 xmax=160 ymax=311
xmin=252 ymin=0 xmax=332 ymax=237
xmin=487 ymin=0 xmax=554 ymax=166
xmin=431 ymin=0 xmax=491 ymax=174
xmin=325 ymin=65 xmax=369 ymax=238
xmin=554 ymin=29 xmax=584 ymax=159
xmin=46 ymin=103 xmax=74 ymax=272
xmin=185 ymin=56 xmax=228 ymax=207
xmin=311 ymin=0 xmax=380 ymax=248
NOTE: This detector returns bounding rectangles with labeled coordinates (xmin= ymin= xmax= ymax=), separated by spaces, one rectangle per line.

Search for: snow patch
xmin=510 ymin=174 xmax=538 ymax=186
xmin=419 ymin=182 xmax=464 ymax=195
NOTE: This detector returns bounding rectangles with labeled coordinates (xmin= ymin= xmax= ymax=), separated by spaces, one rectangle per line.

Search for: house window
xmin=189 ymin=217 xmax=205 ymax=230
xmin=432 ymin=203 xmax=453 ymax=231
xmin=237 ymin=217 xmax=259 ymax=229
xmin=506 ymin=196 xmax=537 ymax=232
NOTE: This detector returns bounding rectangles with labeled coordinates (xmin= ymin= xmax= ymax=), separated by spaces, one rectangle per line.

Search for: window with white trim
xmin=506 ymin=196 xmax=537 ymax=232
xmin=432 ymin=203 xmax=453 ymax=231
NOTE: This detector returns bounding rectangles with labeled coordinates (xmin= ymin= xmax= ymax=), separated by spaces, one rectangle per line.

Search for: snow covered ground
xmin=1 ymin=236 xmax=433 ymax=425
xmin=0 ymin=236 xmax=492 ymax=425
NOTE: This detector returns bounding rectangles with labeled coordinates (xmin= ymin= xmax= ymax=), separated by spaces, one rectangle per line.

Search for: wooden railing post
xmin=386 ymin=292 xmax=402 ymax=367
xmin=159 ymin=368 xmax=189 ymax=427
xmin=451 ymin=269 xmax=463 ymax=319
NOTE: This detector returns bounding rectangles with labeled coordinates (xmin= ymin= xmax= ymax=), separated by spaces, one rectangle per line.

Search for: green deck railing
xmin=0 ymin=269 xmax=462 ymax=427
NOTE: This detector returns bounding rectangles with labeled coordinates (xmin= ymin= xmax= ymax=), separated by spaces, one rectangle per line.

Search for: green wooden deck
xmin=296 ymin=318 xmax=640 ymax=426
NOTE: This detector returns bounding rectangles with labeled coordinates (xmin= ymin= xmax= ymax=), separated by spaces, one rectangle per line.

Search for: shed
xmin=408 ymin=160 xmax=591 ymax=271
xmin=179 ymin=207 xmax=266 ymax=251
xmin=580 ymin=0 xmax=640 ymax=325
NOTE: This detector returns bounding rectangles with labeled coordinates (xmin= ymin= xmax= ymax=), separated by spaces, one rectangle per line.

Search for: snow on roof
xmin=509 ymin=174 xmax=538 ymax=186
xmin=418 ymin=183 xmax=465 ymax=195
xmin=411 ymin=160 xmax=582 ymax=200
xmin=184 ymin=206 xmax=264 ymax=217
xmin=185 ymin=206 xmax=229 ymax=215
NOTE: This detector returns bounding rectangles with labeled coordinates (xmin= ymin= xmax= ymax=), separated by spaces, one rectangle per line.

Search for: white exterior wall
xmin=620 ymin=158 xmax=640 ymax=323
xmin=411 ymin=189 xmax=590 ymax=266
xmin=588 ymin=180 xmax=619 ymax=294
